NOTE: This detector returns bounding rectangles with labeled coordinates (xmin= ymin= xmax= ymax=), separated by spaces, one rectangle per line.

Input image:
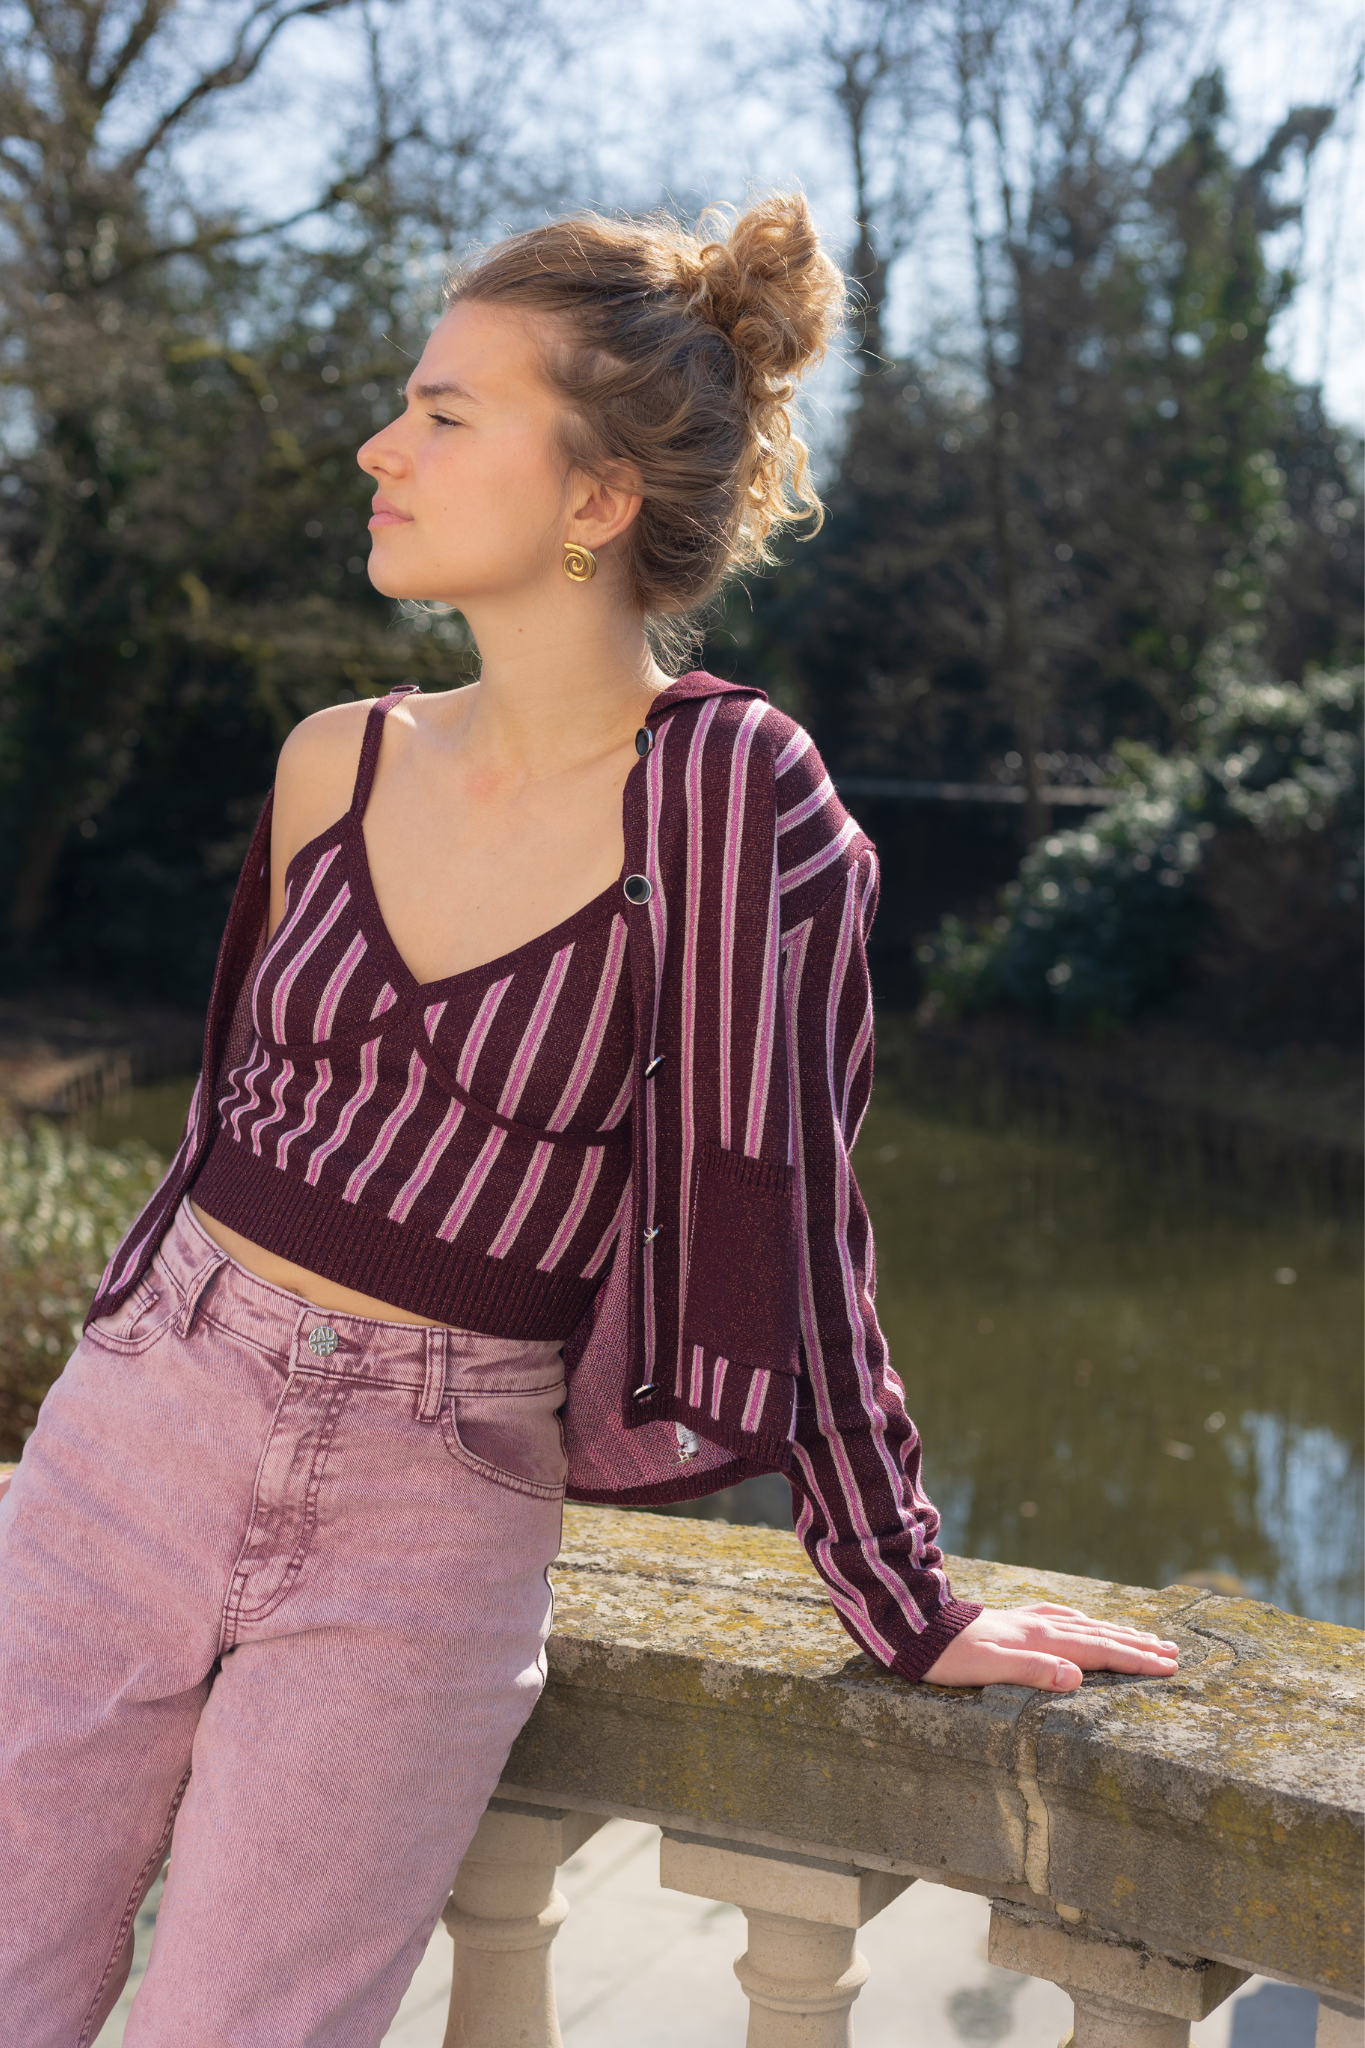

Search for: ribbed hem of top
xmin=190 ymin=1135 xmax=600 ymax=1340
xmin=888 ymin=1596 xmax=984 ymax=1685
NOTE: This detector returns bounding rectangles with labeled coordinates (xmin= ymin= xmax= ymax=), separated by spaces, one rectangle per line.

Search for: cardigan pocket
xmin=681 ymin=1143 xmax=801 ymax=1377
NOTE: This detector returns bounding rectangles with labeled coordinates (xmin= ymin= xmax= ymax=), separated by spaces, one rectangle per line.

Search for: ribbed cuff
xmin=887 ymin=1596 xmax=984 ymax=1685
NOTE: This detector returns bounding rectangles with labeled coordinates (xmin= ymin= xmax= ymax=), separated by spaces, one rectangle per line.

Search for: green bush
xmin=0 ymin=1121 xmax=164 ymax=1457
xmin=917 ymin=658 xmax=1363 ymax=1034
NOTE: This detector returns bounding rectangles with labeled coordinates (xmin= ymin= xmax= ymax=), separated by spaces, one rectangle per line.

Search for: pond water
xmin=78 ymin=1068 xmax=1362 ymax=1628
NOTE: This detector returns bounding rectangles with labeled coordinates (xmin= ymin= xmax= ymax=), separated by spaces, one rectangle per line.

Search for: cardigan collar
xmin=645 ymin=671 xmax=766 ymax=722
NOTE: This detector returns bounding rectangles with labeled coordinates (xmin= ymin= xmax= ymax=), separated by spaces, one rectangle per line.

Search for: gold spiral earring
xmin=563 ymin=541 xmax=597 ymax=583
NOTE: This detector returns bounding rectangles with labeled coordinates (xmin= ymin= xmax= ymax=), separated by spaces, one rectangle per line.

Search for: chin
xmin=365 ymin=557 xmax=425 ymax=600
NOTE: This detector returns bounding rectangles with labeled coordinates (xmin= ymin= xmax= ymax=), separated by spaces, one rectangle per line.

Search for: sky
xmin=168 ymin=0 xmax=1363 ymax=431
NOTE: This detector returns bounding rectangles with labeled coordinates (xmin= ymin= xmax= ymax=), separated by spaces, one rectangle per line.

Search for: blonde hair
xmin=446 ymin=194 xmax=846 ymax=653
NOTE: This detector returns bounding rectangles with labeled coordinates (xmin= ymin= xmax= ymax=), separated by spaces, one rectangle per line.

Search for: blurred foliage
xmin=0 ymin=1117 xmax=163 ymax=1455
xmin=0 ymin=0 xmax=557 ymax=1002
xmin=918 ymin=655 xmax=1363 ymax=1039
xmin=728 ymin=70 xmax=1361 ymax=792
xmin=0 ymin=3 xmax=1358 ymax=1043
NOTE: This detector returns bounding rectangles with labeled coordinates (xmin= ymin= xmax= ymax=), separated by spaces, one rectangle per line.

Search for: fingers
xmin=1039 ymin=1630 xmax=1178 ymax=1674
xmin=1032 ymin=1613 xmax=1179 ymax=1658
xmin=980 ymin=1646 xmax=1084 ymax=1690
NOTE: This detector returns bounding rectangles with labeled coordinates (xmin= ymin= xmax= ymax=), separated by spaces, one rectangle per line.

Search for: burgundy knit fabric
xmin=191 ymin=691 xmax=634 ymax=1336
xmin=90 ymin=674 xmax=981 ymax=1683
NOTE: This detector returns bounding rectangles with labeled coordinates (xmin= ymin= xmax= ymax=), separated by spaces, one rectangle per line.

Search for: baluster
xmin=988 ymin=1899 xmax=1247 ymax=2048
xmin=660 ymin=1829 xmax=912 ymax=2047
xmin=442 ymin=1797 xmax=605 ymax=2048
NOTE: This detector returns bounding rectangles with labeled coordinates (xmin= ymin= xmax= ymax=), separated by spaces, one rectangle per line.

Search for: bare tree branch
xmin=116 ymin=0 xmax=357 ymax=177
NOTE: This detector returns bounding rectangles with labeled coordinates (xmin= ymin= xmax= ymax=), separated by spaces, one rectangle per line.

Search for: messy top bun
xmin=447 ymin=195 xmax=845 ymax=650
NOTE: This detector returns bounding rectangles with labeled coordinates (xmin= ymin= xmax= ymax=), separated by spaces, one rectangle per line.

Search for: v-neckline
xmin=343 ymin=810 xmax=625 ymax=1000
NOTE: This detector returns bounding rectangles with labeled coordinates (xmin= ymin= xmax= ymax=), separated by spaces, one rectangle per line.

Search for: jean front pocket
xmin=83 ymin=1274 xmax=178 ymax=1356
xmin=438 ymin=1378 xmax=568 ymax=1499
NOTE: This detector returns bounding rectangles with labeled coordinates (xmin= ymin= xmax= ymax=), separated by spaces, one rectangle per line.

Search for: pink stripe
xmin=437 ymin=949 xmax=574 ymax=1245
xmin=744 ymin=866 xmax=784 ymax=1156
xmin=741 ymin=1370 xmax=771 ymax=1433
xmin=774 ymin=728 xmax=813 ymax=778
xmin=424 ymin=999 xmax=448 ymax=1038
xmin=839 ymin=862 xmax=877 ymax=1133
xmin=435 ymin=1126 xmax=505 ymax=1243
xmin=675 ymin=700 xmax=722 ymax=1357
xmin=485 ymin=912 xmax=627 ymax=1252
xmin=487 ymin=1142 xmax=554 ymax=1259
xmin=457 ymin=983 xmax=510 ymax=1084
xmin=776 ymin=773 xmax=835 ymax=833
xmin=710 ymin=1356 xmax=729 ymax=1421
xmin=496 ymin=946 xmax=574 ymax=1115
xmin=579 ymin=1170 xmax=629 ymax=1279
xmin=540 ymin=1149 xmax=604 ymax=1270
xmin=251 ymin=842 xmax=342 ymax=1030
xmin=600 ymin=1067 xmax=632 ymax=1131
xmin=779 ymin=816 xmax=858 ymax=895
xmin=228 ymin=1047 xmax=272 ymax=1142
xmin=547 ymin=917 xmax=628 ymax=1132
xmin=304 ymin=1038 xmax=380 ymax=1187
xmin=788 ymin=869 xmax=924 ymax=1650
xmin=635 ymin=725 xmax=672 ymax=1378
xmin=271 ymin=883 xmax=351 ymax=1041
xmin=343 ymin=1047 xmax=427 ymax=1203
xmin=488 ymin=919 xmax=630 ymax=1260
xmin=388 ymin=1098 xmax=464 ymax=1223
xmin=216 ymin=1054 xmax=256 ymax=1129
xmin=313 ymin=931 xmax=367 ymax=1041
xmin=371 ymin=983 xmax=397 ymax=1019
xmin=249 ymin=1059 xmax=294 ymax=1156
xmin=276 ymin=1058 xmax=332 ymax=1168
xmin=717 ymin=699 xmax=766 ymax=1150
xmin=688 ymin=1344 xmax=705 ymax=1406
xmin=388 ymin=982 xmax=508 ymax=1223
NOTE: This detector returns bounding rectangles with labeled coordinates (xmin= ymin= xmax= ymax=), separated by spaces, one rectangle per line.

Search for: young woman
xmin=0 ymin=196 xmax=1178 ymax=2044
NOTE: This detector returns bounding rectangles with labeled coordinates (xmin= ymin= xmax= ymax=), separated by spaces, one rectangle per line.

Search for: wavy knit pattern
xmin=191 ymin=691 xmax=633 ymax=1336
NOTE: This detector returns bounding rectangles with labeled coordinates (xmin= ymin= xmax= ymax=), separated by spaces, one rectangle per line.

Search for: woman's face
xmin=357 ymin=300 xmax=574 ymax=605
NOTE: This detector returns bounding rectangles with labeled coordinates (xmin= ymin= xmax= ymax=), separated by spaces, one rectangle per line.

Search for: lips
xmin=368 ymin=497 xmax=411 ymax=528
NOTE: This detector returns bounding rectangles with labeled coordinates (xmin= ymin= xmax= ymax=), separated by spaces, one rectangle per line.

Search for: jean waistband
xmin=154 ymin=1199 xmax=565 ymax=1417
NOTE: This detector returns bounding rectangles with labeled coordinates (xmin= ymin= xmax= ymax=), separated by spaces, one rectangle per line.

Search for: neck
xmin=451 ymin=571 xmax=675 ymax=780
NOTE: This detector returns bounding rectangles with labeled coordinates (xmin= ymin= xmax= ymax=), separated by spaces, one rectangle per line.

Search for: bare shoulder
xmin=272 ymin=699 xmax=373 ymax=876
xmin=277 ymin=698 xmax=373 ymax=794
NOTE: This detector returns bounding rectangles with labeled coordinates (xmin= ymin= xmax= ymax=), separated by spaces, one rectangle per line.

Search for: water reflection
xmin=853 ymin=1097 xmax=1360 ymax=1626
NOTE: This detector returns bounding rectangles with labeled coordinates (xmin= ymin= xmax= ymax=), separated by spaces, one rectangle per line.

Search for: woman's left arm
xmin=785 ymin=847 xmax=1178 ymax=1691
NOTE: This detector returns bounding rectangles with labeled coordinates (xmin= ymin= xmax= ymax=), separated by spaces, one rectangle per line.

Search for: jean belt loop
xmin=417 ymin=1326 xmax=446 ymax=1424
xmin=177 ymin=1245 xmax=228 ymax=1339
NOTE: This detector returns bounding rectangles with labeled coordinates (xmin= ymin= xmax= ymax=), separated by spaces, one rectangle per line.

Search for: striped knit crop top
xmin=190 ymin=689 xmax=634 ymax=1338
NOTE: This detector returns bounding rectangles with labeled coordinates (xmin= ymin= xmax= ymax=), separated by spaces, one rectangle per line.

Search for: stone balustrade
xmin=1 ymin=1458 xmax=1358 ymax=2043
xmin=449 ymin=1505 xmax=1362 ymax=2048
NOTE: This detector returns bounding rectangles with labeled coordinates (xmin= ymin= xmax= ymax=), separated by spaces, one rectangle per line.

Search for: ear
xmin=566 ymin=466 xmax=644 ymax=554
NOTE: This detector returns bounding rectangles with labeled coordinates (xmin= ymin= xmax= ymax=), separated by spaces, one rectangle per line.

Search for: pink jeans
xmin=0 ymin=1199 xmax=567 ymax=2047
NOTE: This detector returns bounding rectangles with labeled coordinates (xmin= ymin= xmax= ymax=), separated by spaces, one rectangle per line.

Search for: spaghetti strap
xmin=349 ymin=685 xmax=420 ymax=820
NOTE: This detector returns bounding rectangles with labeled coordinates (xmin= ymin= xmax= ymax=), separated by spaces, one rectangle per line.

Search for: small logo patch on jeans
xmin=307 ymin=1326 xmax=340 ymax=1358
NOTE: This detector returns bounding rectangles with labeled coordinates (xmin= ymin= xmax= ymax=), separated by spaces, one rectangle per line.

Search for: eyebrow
xmin=406 ymin=378 xmax=478 ymax=403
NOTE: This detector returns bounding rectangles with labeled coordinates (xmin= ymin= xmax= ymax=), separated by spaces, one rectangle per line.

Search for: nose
xmin=357 ymin=418 xmax=405 ymax=480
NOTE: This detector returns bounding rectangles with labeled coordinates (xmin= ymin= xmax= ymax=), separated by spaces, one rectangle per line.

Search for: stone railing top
xmin=502 ymin=1505 xmax=1363 ymax=2004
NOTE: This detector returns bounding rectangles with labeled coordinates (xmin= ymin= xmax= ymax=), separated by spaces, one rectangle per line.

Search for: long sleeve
xmin=782 ymin=845 xmax=981 ymax=1682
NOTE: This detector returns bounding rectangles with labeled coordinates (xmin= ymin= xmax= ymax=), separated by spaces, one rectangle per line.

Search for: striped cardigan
xmin=89 ymin=671 xmax=979 ymax=1682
